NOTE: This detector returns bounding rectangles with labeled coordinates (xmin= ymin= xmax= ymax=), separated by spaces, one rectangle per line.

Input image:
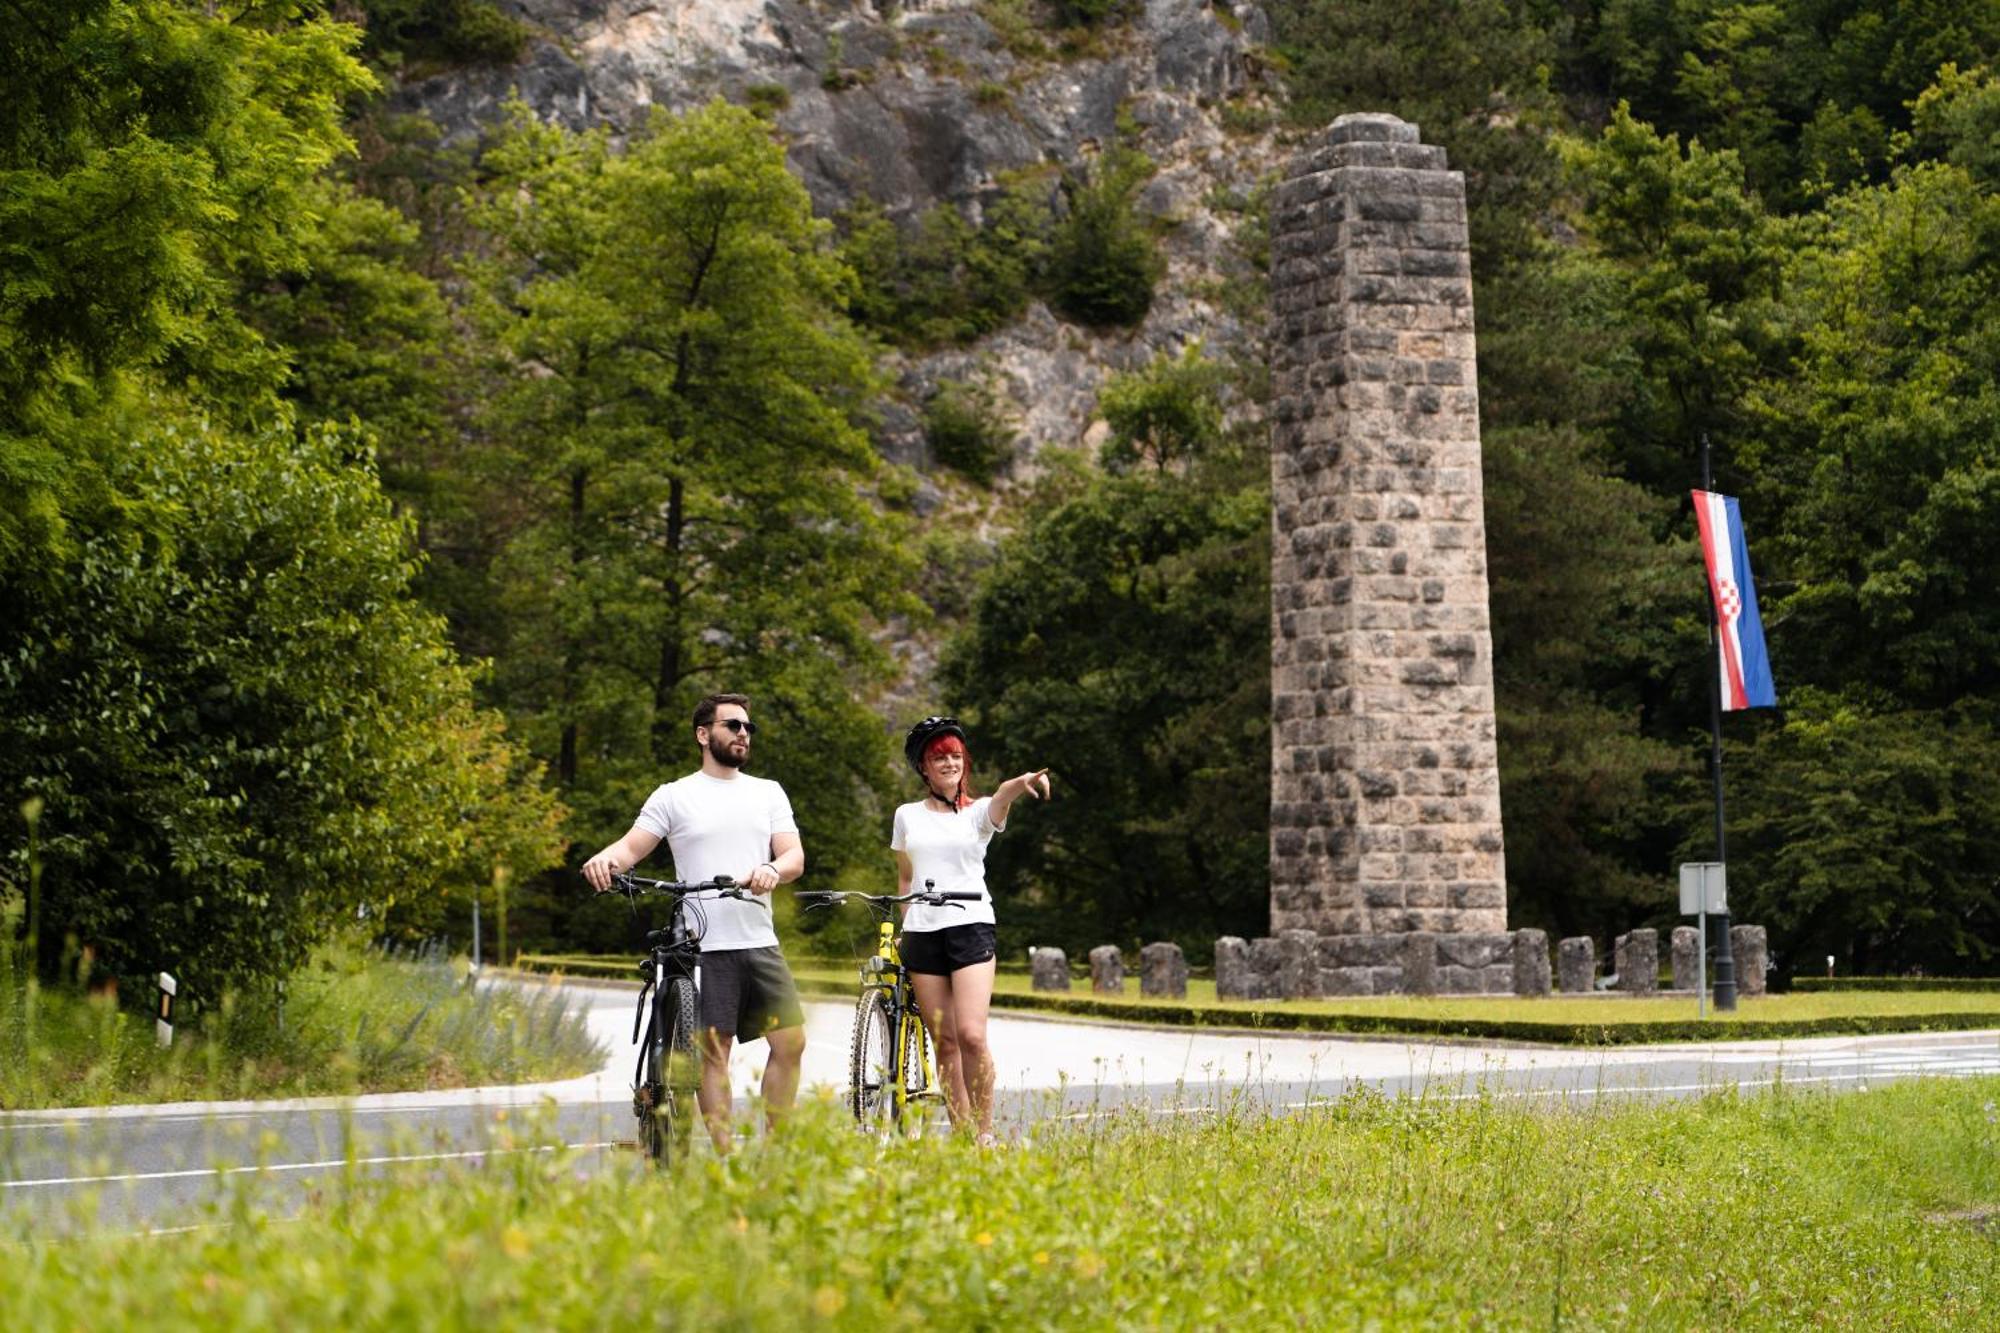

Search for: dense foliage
xmin=0 ymin=2 xmax=559 ymax=999
xmin=942 ymin=353 xmax=1269 ymax=957
xmin=9 ymin=0 xmax=2000 ymax=989
xmin=1260 ymin=0 xmax=2000 ymax=974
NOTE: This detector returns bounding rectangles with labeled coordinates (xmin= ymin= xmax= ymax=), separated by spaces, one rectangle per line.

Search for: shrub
xmin=924 ymin=379 xmax=1015 ymax=481
xmin=1046 ymin=144 xmax=1164 ymax=327
xmin=360 ymin=0 xmax=529 ymax=67
xmin=1097 ymin=344 xmax=1228 ymax=472
xmin=838 ymin=179 xmax=1051 ymax=346
xmin=744 ymin=82 xmax=792 ymax=117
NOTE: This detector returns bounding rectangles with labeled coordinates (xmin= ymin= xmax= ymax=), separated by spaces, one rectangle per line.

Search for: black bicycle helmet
xmin=903 ymin=715 xmax=969 ymax=775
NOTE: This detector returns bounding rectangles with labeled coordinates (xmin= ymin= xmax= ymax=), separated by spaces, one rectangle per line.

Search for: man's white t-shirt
xmin=635 ymin=771 xmax=797 ymax=952
xmin=890 ymin=796 xmax=1003 ymax=933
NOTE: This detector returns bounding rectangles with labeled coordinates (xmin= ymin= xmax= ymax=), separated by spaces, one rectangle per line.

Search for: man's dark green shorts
xmin=698 ymin=947 xmax=805 ymax=1043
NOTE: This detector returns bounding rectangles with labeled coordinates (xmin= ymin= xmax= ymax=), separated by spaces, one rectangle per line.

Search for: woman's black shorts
xmin=899 ymin=922 xmax=998 ymax=976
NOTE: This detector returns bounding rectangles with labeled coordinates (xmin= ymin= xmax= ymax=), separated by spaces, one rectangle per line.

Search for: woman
xmin=891 ymin=715 xmax=1050 ymax=1147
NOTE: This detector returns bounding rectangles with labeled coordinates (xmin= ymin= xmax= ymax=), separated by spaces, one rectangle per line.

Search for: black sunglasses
xmin=711 ymin=718 xmax=758 ymax=736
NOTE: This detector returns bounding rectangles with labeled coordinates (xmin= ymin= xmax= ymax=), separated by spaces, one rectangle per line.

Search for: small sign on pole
xmin=1678 ymin=862 xmax=1727 ymax=914
xmin=156 ymin=971 xmax=177 ymax=1048
xmin=1679 ymin=863 xmax=1727 ymax=1020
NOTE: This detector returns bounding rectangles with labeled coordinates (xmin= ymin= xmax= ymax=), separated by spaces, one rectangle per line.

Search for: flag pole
xmin=1701 ymin=434 xmax=1739 ymax=1012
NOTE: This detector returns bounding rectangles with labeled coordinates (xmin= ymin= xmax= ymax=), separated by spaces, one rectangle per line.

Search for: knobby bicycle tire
xmin=849 ymin=988 xmax=896 ymax=1129
xmin=899 ymin=1006 xmax=939 ymax=1139
xmin=638 ymin=975 xmax=699 ymax=1165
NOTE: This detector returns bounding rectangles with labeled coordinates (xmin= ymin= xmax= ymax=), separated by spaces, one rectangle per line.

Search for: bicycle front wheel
xmin=899 ymin=1008 xmax=940 ymax=1139
xmin=849 ymin=989 xmax=895 ymax=1130
xmin=639 ymin=976 xmax=699 ymax=1166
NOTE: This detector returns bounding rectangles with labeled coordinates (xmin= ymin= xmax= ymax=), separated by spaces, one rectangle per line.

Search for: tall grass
xmin=5 ymin=1077 xmax=1997 ymax=1326
xmin=1 ymin=936 xmax=604 ymax=1109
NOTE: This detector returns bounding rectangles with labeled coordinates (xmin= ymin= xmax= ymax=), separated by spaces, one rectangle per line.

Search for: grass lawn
xmin=6 ymin=1077 xmax=1997 ymax=1327
xmin=2 ymin=946 xmax=605 ymax=1110
xmin=521 ymin=952 xmax=2000 ymax=1042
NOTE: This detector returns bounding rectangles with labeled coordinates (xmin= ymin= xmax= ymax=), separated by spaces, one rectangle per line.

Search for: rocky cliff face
xmin=395 ymin=1 xmax=1286 ymax=478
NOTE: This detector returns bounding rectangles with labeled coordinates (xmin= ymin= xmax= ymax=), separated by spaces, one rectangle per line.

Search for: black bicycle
xmin=609 ymin=872 xmax=748 ymax=1165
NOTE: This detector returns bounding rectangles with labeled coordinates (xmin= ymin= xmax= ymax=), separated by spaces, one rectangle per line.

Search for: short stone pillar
xmin=1613 ymin=929 xmax=1658 ymax=994
xmin=1402 ymin=932 xmax=1439 ymax=997
xmin=1731 ymin=925 xmax=1768 ymax=997
xmin=1279 ymin=929 xmax=1321 ymax=999
xmin=1511 ymin=929 xmax=1550 ymax=997
xmin=1671 ymin=926 xmax=1700 ymax=991
xmin=1558 ymin=936 xmax=1595 ymax=993
xmin=1088 ymin=945 xmax=1125 ymax=995
xmin=1140 ymin=942 xmax=1189 ymax=999
xmin=1028 ymin=946 xmax=1069 ymax=992
xmin=1214 ymin=936 xmax=1255 ymax=1000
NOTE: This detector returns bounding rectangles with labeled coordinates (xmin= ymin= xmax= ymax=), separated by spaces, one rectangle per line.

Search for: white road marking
xmin=3 ymin=1141 xmax=618 ymax=1191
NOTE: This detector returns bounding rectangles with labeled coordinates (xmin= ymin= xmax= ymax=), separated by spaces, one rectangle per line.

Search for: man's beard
xmin=708 ymin=733 xmax=748 ymax=769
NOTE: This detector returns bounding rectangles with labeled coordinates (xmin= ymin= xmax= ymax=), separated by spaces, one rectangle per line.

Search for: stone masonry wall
xmin=1268 ymin=113 xmax=1506 ymax=951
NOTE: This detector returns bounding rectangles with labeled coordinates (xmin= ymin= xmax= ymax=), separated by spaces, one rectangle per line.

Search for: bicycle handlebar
xmin=795 ymin=883 xmax=983 ymax=913
xmin=608 ymin=871 xmax=749 ymax=900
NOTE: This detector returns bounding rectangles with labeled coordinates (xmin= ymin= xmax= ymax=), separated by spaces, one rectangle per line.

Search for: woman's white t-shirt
xmin=890 ymin=796 xmax=1003 ymax=933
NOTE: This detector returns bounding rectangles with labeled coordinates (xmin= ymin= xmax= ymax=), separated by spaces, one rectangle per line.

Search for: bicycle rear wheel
xmin=849 ymin=989 xmax=895 ymax=1130
xmin=638 ymin=976 xmax=699 ymax=1165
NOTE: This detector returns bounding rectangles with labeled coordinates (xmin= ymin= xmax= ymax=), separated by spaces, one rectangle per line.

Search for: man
xmin=583 ymin=693 xmax=806 ymax=1153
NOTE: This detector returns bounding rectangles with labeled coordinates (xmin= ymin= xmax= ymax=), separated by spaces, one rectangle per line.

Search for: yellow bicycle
xmin=797 ymin=882 xmax=979 ymax=1134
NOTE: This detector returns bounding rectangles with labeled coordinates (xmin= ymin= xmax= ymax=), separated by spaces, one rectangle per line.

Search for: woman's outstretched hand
xmin=1013 ymin=768 xmax=1052 ymax=800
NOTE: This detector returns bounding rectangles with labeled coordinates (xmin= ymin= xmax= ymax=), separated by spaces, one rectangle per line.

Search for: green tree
xmin=239 ymin=177 xmax=456 ymax=506
xmin=0 ymin=408 xmax=565 ymax=996
xmin=1718 ymin=696 xmax=2000 ymax=974
xmin=1097 ymin=344 xmax=1229 ymax=474
xmin=0 ymin=3 xmax=563 ymax=996
xmin=0 ymin=0 xmax=369 ymax=578
xmin=941 ymin=370 xmax=1268 ymax=957
xmin=1748 ymin=160 xmax=2000 ymax=703
xmin=1275 ymin=0 xmax=1567 ymax=273
xmin=462 ymin=101 xmax=919 ymax=901
xmin=1559 ymin=104 xmax=1791 ymax=493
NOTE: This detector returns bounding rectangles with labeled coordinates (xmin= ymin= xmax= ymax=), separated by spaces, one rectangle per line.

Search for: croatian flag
xmin=1691 ymin=490 xmax=1777 ymax=710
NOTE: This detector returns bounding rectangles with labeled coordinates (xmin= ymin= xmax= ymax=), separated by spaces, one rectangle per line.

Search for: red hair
xmin=919 ymin=733 xmax=976 ymax=808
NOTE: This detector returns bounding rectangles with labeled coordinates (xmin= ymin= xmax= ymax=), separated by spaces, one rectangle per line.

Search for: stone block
xmin=1214 ymin=936 xmax=1255 ymax=1000
xmin=1140 ymin=942 xmax=1189 ymax=999
xmin=1511 ymin=928 xmax=1550 ymax=997
xmin=1279 ymin=929 xmax=1322 ymax=999
xmin=1403 ymin=932 xmax=1438 ymax=996
xmin=1028 ymin=947 xmax=1069 ymax=992
xmin=1319 ymin=966 xmax=1375 ymax=996
xmin=1731 ymin=924 xmax=1769 ymax=997
xmin=1557 ymin=936 xmax=1595 ymax=993
xmin=1088 ymin=945 xmax=1125 ymax=996
xmin=1615 ymin=929 xmax=1658 ymax=994
xmin=1671 ymin=926 xmax=1700 ymax=991
xmin=1437 ymin=932 xmax=1510 ymax=969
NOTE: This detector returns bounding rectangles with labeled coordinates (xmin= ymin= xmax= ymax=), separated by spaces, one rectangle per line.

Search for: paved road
xmin=7 ymin=982 xmax=1998 ymax=1233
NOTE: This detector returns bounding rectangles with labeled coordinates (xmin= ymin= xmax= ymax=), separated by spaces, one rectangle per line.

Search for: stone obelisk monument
xmin=1265 ymin=112 xmax=1510 ymax=995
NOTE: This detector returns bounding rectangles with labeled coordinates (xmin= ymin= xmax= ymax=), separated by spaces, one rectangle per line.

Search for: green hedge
xmin=914 ymin=990 xmax=2000 ymax=1045
xmin=1792 ymin=976 xmax=2000 ymax=992
xmin=512 ymin=956 xmax=2000 ymax=1044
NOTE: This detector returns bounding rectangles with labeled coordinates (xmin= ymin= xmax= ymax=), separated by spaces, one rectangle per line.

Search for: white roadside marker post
xmin=156 ymin=971 xmax=177 ymax=1048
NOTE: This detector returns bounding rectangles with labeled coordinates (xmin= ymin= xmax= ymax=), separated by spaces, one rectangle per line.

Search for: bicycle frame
xmin=796 ymin=883 xmax=980 ymax=1133
xmin=863 ymin=913 xmax=941 ymax=1126
xmin=610 ymin=873 xmax=743 ymax=1164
